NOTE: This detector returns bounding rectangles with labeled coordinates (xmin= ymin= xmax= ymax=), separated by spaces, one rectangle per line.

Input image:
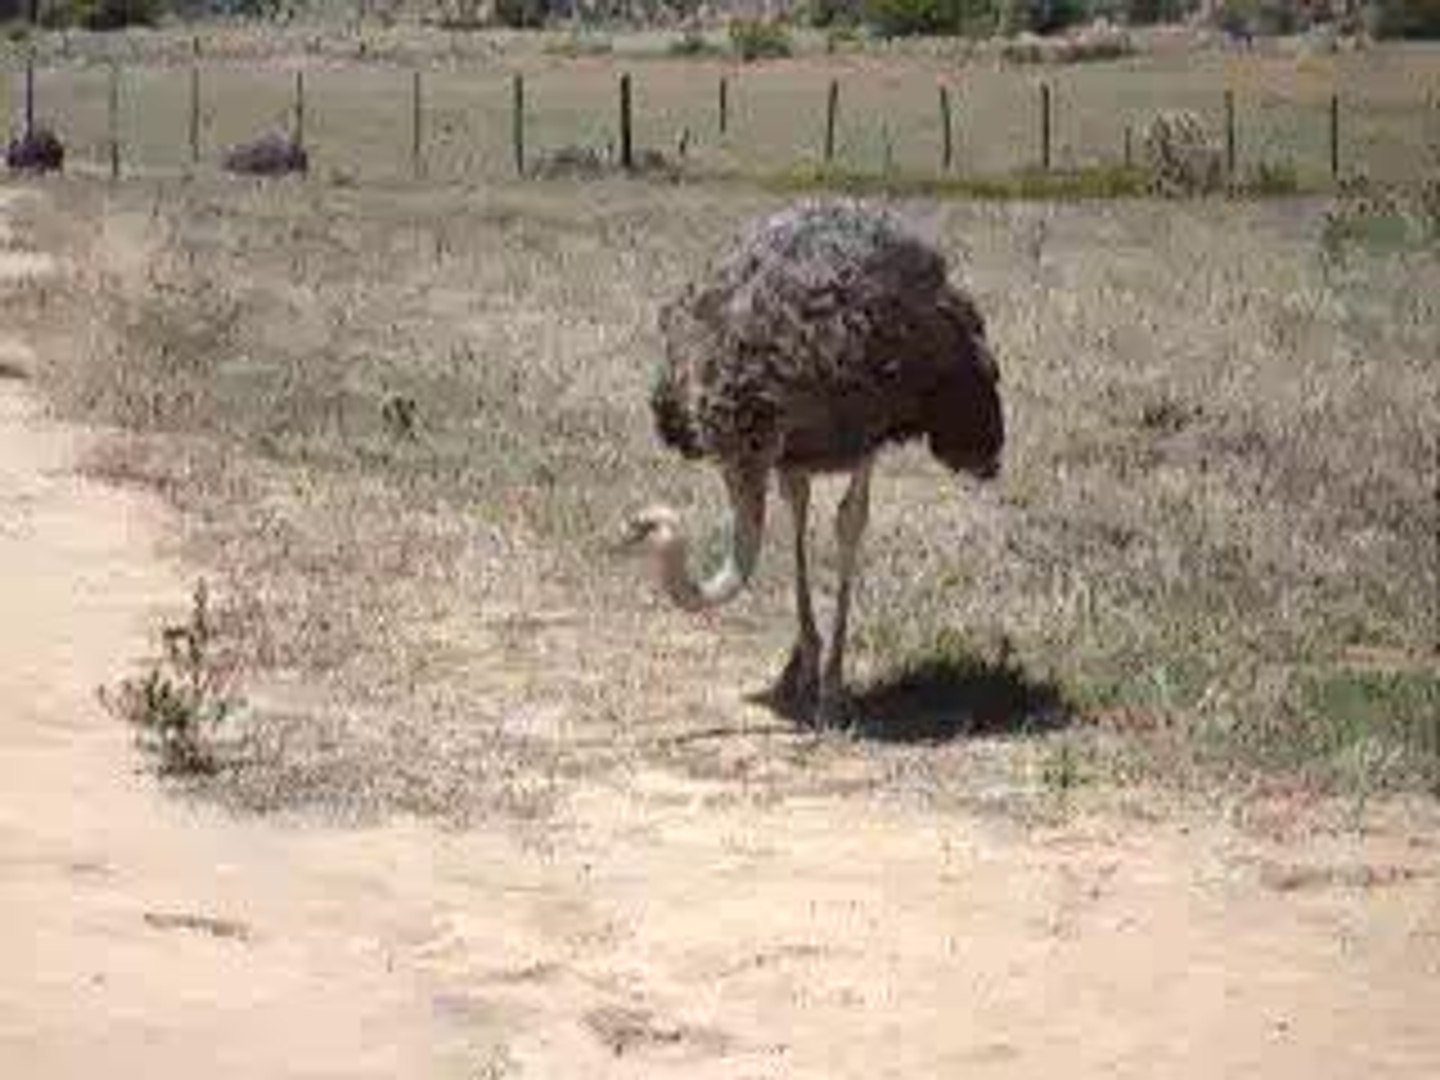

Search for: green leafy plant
xmin=100 ymin=580 xmax=242 ymax=775
xmin=729 ymin=18 xmax=793 ymax=61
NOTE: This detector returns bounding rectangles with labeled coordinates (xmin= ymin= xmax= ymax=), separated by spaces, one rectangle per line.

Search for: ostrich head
xmin=614 ymin=464 xmax=768 ymax=614
xmin=923 ymin=301 xmax=1005 ymax=482
xmin=615 ymin=504 xmax=683 ymax=555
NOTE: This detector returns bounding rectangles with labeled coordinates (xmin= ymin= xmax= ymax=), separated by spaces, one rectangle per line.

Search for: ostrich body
xmin=5 ymin=127 xmax=64 ymax=174
xmin=625 ymin=201 xmax=1004 ymax=725
xmin=222 ymin=133 xmax=308 ymax=177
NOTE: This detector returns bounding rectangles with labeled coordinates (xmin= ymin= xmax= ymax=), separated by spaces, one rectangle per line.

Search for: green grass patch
xmin=760 ymin=163 xmax=1150 ymax=201
xmin=1301 ymin=668 xmax=1440 ymax=760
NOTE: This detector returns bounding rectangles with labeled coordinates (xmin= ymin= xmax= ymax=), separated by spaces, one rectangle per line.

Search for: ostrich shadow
xmin=751 ymin=644 xmax=1074 ymax=744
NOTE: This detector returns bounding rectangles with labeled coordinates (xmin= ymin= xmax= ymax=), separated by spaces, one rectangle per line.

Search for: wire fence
xmin=4 ymin=44 xmax=1437 ymax=187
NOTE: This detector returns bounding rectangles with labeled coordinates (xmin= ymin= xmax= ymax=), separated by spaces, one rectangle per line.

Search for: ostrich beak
xmin=609 ymin=516 xmax=652 ymax=556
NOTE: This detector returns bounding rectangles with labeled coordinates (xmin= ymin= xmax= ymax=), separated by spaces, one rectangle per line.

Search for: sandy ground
xmin=3 ymin=185 xmax=1440 ymax=1079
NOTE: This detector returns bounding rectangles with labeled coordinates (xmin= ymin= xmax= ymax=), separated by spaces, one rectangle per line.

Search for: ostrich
xmin=5 ymin=127 xmax=64 ymax=174
xmin=621 ymin=201 xmax=1004 ymax=726
xmin=222 ymin=133 xmax=308 ymax=177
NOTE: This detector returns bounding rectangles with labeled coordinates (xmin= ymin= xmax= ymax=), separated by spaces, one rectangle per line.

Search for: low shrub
xmin=729 ymin=17 xmax=793 ymax=61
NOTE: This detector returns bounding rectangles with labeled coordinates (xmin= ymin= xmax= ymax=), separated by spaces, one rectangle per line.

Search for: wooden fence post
xmin=718 ymin=75 xmax=728 ymax=136
xmin=619 ymin=72 xmax=633 ymax=171
xmin=411 ymin=69 xmax=423 ymax=178
xmin=512 ymin=73 xmax=525 ymax=178
xmin=24 ymin=51 xmax=35 ymax=140
xmin=1124 ymin=124 xmax=1133 ymax=169
xmin=940 ymin=83 xmax=953 ymax=172
xmin=1039 ymin=82 xmax=1052 ymax=172
xmin=824 ymin=79 xmax=838 ymax=164
xmin=1224 ymin=89 xmax=1236 ymax=178
xmin=294 ymin=69 xmax=306 ymax=147
xmin=188 ymin=62 xmax=200 ymax=165
xmin=1329 ymin=93 xmax=1340 ymax=181
xmin=108 ymin=62 xmax=121 ymax=181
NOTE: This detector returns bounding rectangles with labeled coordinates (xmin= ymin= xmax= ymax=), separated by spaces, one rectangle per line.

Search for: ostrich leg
xmin=775 ymin=468 xmax=822 ymax=709
xmin=818 ymin=457 xmax=874 ymax=725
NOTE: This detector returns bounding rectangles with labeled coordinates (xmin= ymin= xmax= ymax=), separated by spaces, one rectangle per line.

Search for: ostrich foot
xmin=813 ymin=682 xmax=852 ymax=730
xmin=765 ymin=639 xmax=821 ymax=716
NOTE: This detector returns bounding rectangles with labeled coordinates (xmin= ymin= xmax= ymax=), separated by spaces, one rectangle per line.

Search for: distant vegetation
xmin=1 ymin=0 xmax=1437 ymax=40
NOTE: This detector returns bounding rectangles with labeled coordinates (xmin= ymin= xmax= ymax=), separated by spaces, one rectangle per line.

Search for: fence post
xmin=294 ymin=69 xmax=306 ymax=147
xmin=718 ymin=75 xmax=728 ymax=136
xmin=411 ymin=69 xmax=423 ymax=178
xmin=1123 ymin=124 xmax=1133 ymax=169
xmin=1329 ymin=92 xmax=1339 ymax=181
xmin=619 ymin=72 xmax=633 ymax=171
xmin=939 ymin=83 xmax=953 ymax=172
xmin=24 ymin=50 xmax=35 ymax=140
xmin=188 ymin=62 xmax=200 ymax=166
xmin=824 ymin=78 xmax=838 ymax=164
xmin=512 ymin=73 xmax=525 ymax=178
xmin=1224 ymin=89 xmax=1236 ymax=179
xmin=1039 ymin=82 xmax=1052 ymax=172
xmin=108 ymin=62 xmax=121 ymax=181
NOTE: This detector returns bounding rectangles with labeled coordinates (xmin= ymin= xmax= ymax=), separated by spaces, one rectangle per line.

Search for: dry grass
xmin=16 ymin=157 xmax=1439 ymax=821
xmin=4 ymin=31 xmax=1438 ymax=187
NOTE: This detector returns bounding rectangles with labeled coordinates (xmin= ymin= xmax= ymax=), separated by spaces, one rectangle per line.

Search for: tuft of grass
xmin=100 ymin=580 xmax=244 ymax=776
xmin=1239 ymin=158 xmax=1303 ymax=196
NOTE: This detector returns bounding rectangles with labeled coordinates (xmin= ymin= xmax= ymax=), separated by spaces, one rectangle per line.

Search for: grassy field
xmin=7 ymin=137 xmax=1435 ymax=825
xmin=3 ymin=27 xmax=1439 ymax=186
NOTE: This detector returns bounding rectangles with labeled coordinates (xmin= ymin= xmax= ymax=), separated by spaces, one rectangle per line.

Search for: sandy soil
xmin=3 ymin=185 xmax=1440 ymax=1079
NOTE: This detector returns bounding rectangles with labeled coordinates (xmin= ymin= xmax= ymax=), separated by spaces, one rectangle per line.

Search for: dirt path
xmin=3 ymin=185 xmax=1440 ymax=1079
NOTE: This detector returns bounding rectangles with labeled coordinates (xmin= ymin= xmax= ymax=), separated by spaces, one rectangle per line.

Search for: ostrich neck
xmin=653 ymin=466 xmax=768 ymax=612
xmin=651 ymin=531 xmax=746 ymax=611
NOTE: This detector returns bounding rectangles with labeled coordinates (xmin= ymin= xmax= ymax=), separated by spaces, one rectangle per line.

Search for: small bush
xmin=669 ymin=28 xmax=720 ymax=56
xmin=1122 ymin=0 xmax=1186 ymax=24
xmin=494 ymin=0 xmax=550 ymax=29
xmin=1215 ymin=0 xmax=1299 ymax=36
xmin=39 ymin=0 xmax=164 ymax=29
xmin=865 ymin=0 xmax=1000 ymax=37
xmin=1365 ymin=0 xmax=1440 ymax=38
xmin=811 ymin=0 xmax=864 ymax=25
xmin=1246 ymin=158 xmax=1299 ymax=195
xmin=1002 ymin=0 xmax=1089 ymax=35
xmin=100 ymin=581 xmax=243 ymax=776
xmin=729 ymin=18 xmax=793 ymax=61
